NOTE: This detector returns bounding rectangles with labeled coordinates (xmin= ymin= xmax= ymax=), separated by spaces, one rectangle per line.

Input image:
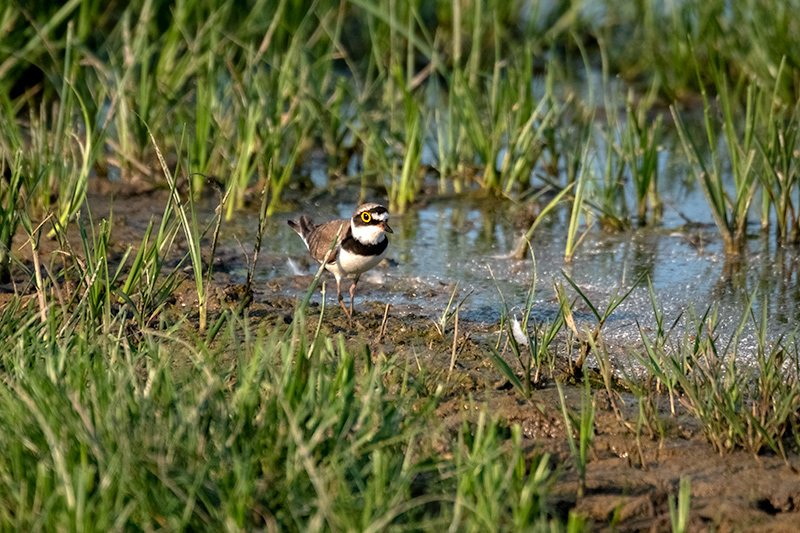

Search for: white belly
xmin=325 ymin=246 xmax=388 ymax=280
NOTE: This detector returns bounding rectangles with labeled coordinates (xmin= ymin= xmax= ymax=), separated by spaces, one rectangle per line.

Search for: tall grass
xmin=0 ymin=302 xmax=441 ymax=529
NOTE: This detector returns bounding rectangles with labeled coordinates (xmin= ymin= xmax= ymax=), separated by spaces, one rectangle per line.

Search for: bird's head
xmin=351 ymin=203 xmax=393 ymax=244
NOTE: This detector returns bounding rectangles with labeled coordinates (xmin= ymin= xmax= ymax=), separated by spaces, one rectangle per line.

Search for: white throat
xmin=351 ymin=220 xmax=386 ymax=245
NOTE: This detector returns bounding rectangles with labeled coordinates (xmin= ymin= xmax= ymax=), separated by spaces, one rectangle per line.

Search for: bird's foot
xmin=338 ymin=298 xmax=353 ymax=323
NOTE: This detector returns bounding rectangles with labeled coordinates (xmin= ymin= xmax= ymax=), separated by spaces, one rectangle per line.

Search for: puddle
xmin=209 ymin=184 xmax=799 ymax=367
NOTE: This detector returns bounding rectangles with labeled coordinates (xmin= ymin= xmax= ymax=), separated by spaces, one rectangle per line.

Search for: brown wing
xmin=306 ymin=219 xmax=350 ymax=263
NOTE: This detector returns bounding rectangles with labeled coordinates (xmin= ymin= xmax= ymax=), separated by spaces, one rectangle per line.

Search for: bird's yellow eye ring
xmin=361 ymin=212 xmax=372 ymax=223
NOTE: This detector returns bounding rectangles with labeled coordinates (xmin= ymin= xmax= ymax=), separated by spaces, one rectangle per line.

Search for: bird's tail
xmin=287 ymin=215 xmax=315 ymax=248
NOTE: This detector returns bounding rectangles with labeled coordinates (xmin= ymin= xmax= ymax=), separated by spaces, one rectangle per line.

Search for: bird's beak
xmin=381 ymin=222 xmax=393 ymax=234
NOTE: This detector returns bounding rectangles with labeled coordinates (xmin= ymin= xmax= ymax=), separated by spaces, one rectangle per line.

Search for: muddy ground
xmin=3 ymin=184 xmax=800 ymax=532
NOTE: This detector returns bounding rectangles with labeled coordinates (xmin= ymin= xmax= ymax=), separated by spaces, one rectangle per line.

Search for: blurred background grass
xmin=3 ymin=0 xmax=799 ymax=218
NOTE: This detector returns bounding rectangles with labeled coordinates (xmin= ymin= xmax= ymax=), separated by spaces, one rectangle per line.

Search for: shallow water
xmin=215 ymin=184 xmax=800 ymax=367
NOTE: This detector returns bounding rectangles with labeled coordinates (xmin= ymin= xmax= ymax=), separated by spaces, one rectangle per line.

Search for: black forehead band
xmin=355 ymin=206 xmax=387 ymax=216
xmin=353 ymin=210 xmax=387 ymax=225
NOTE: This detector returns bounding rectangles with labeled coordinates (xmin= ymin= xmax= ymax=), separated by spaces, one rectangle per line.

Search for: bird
xmin=288 ymin=203 xmax=393 ymax=319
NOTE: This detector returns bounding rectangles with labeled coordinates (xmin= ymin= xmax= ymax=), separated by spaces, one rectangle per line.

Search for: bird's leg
xmin=336 ymin=276 xmax=352 ymax=319
xmin=349 ymin=274 xmax=361 ymax=317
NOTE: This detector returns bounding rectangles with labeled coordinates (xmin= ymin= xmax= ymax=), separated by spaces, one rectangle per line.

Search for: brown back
xmin=306 ymin=219 xmax=350 ymax=263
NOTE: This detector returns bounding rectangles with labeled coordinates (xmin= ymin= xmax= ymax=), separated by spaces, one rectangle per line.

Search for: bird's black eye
xmin=361 ymin=212 xmax=372 ymax=223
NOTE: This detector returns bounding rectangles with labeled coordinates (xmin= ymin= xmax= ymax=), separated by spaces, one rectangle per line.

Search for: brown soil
xmin=245 ymin=284 xmax=800 ymax=532
xmin=3 ymin=183 xmax=800 ymax=532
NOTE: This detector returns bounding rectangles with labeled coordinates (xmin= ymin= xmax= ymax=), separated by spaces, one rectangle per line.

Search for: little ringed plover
xmin=288 ymin=203 xmax=393 ymax=318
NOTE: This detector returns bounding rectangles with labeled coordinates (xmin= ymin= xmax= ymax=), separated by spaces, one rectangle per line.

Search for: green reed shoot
xmin=118 ymin=199 xmax=184 ymax=327
xmin=649 ymin=292 xmax=800 ymax=456
xmin=562 ymin=270 xmax=641 ymax=376
xmin=453 ymin=4 xmax=504 ymax=193
xmin=499 ymin=52 xmax=554 ymax=196
xmin=75 ymin=213 xmax=127 ymax=324
xmin=585 ymin=331 xmax=617 ymax=409
xmin=744 ymin=298 xmax=800 ymax=457
xmin=436 ymin=281 xmax=474 ymax=336
xmin=633 ymin=278 xmax=683 ymax=414
xmin=557 ymin=376 xmax=595 ymax=499
xmin=452 ymin=413 xmax=556 ymax=530
xmin=489 ymin=340 xmax=528 ymax=398
xmin=54 ymin=84 xmax=98 ymax=237
xmin=433 ymin=80 xmax=456 ymax=194
xmin=262 ymin=52 xmax=312 ymax=218
xmin=664 ymin=305 xmax=740 ymax=453
xmin=227 ymin=98 xmax=260 ymax=219
xmin=490 ymin=306 xmax=564 ymax=399
xmin=511 ymin=183 xmax=575 ymax=259
xmin=623 ymin=90 xmax=663 ymax=225
xmin=626 ymin=370 xmax=661 ymax=468
xmin=522 ymin=254 xmax=565 ymax=385
xmin=690 ymin=347 xmax=743 ymax=451
xmin=389 ymin=80 xmax=423 ymax=214
xmin=593 ymin=36 xmax=629 ymax=230
xmin=488 ymin=259 xmax=563 ymax=398
xmin=671 ymin=58 xmax=759 ymax=254
xmin=669 ymin=476 xmax=691 ymax=533
xmin=597 ymin=121 xmax=629 ymax=230
xmin=757 ymin=58 xmax=800 ymax=244
xmin=564 ymin=136 xmax=593 ymax=263
xmin=190 ymin=59 xmax=218 ymax=190
xmin=149 ymin=129 xmax=211 ymax=332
